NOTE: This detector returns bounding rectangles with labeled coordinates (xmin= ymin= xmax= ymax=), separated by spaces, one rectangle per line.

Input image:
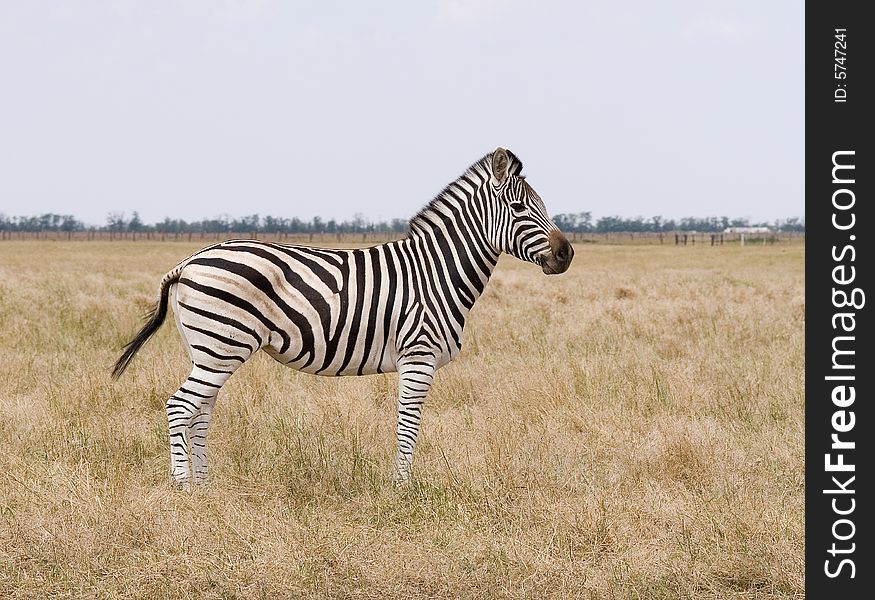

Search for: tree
xmin=128 ymin=211 xmax=144 ymax=232
xmin=106 ymin=212 xmax=128 ymax=232
xmin=60 ymin=215 xmax=82 ymax=231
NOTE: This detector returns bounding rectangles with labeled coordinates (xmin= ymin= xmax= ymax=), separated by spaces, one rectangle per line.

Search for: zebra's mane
xmin=407 ymin=149 xmax=524 ymax=237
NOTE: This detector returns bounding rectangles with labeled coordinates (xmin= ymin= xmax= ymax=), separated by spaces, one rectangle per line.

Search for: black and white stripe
xmin=112 ymin=147 xmax=574 ymax=487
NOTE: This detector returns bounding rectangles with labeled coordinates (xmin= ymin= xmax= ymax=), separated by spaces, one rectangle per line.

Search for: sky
xmin=0 ymin=1 xmax=803 ymax=227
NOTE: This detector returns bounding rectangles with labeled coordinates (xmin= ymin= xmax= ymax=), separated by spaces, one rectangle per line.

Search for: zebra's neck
xmin=405 ymin=215 xmax=500 ymax=309
xmin=404 ymin=160 xmax=501 ymax=317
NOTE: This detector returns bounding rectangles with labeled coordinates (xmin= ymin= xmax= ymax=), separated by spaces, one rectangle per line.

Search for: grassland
xmin=0 ymin=240 xmax=804 ymax=599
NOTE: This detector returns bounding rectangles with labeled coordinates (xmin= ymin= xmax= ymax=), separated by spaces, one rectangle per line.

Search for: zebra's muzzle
xmin=539 ymin=230 xmax=574 ymax=275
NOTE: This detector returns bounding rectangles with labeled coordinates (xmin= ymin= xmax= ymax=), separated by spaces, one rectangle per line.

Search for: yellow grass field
xmin=0 ymin=240 xmax=804 ymax=599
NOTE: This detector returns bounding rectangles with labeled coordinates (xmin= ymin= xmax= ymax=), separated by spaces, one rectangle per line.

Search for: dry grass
xmin=0 ymin=240 xmax=804 ymax=598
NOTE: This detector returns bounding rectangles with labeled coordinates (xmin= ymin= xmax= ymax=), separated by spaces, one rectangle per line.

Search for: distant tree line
xmin=552 ymin=213 xmax=805 ymax=233
xmin=1 ymin=211 xmax=805 ymax=233
xmin=0 ymin=212 xmax=409 ymax=234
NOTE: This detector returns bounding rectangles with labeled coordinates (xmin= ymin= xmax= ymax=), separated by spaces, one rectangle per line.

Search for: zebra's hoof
xmin=392 ymin=471 xmax=412 ymax=488
xmin=170 ymin=478 xmax=192 ymax=492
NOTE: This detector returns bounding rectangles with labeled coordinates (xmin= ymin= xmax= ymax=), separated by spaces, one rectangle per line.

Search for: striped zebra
xmin=112 ymin=148 xmax=574 ymax=488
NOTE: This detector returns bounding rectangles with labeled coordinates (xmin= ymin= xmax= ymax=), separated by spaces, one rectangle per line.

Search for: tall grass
xmin=0 ymin=241 xmax=803 ymax=598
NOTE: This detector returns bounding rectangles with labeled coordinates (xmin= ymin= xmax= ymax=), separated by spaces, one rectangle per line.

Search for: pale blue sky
xmin=0 ymin=1 xmax=803 ymax=226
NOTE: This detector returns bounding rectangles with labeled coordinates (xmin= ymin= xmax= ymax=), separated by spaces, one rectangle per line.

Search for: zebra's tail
xmin=111 ymin=268 xmax=183 ymax=381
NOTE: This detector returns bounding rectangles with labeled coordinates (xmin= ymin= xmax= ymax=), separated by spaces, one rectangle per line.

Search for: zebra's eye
xmin=510 ymin=201 xmax=526 ymax=212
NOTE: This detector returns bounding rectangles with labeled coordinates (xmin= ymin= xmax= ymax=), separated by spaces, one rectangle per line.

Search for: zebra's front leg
xmin=393 ymin=356 xmax=437 ymax=487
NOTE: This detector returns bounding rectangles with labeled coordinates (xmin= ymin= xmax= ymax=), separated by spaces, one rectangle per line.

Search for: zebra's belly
xmin=265 ymin=334 xmax=399 ymax=377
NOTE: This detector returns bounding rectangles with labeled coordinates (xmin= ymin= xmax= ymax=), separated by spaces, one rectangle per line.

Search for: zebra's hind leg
xmin=166 ymin=365 xmax=233 ymax=489
xmin=188 ymin=373 xmax=222 ymax=485
xmin=393 ymin=354 xmax=437 ymax=487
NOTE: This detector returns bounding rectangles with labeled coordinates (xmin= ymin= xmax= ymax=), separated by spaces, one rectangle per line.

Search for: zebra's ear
xmin=492 ymin=148 xmax=509 ymax=184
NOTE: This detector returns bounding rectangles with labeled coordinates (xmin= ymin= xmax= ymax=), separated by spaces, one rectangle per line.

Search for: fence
xmin=566 ymin=231 xmax=803 ymax=245
xmin=0 ymin=230 xmax=805 ymax=245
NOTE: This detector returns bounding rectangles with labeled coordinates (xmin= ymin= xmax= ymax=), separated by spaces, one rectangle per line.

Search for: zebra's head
xmin=489 ymin=147 xmax=574 ymax=275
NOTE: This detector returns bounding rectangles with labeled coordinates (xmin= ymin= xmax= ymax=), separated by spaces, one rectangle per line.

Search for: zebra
xmin=112 ymin=147 xmax=574 ymax=488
